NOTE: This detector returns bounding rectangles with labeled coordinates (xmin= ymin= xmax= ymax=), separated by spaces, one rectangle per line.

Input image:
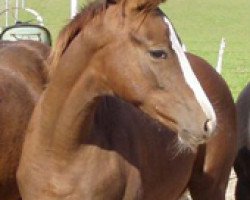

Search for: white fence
xmin=1 ymin=0 xmax=26 ymax=27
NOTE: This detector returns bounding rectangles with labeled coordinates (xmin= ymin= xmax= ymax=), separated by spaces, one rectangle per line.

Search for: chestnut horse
xmin=234 ymin=82 xmax=250 ymax=200
xmin=0 ymin=40 xmax=49 ymax=200
xmin=17 ymin=0 xmax=236 ymax=199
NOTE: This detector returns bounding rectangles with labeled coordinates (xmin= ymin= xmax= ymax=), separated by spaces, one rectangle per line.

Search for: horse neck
xmin=33 ymin=36 xmax=108 ymax=158
xmin=36 ymin=70 xmax=105 ymax=158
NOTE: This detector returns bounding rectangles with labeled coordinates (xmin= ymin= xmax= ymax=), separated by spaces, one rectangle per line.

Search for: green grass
xmin=1 ymin=0 xmax=249 ymax=99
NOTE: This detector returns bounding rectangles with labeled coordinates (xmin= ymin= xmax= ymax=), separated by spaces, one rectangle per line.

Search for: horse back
xmin=0 ymin=40 xmax=50 ymax=200
xmin=0 ymin=40 xmax=49 ymax=94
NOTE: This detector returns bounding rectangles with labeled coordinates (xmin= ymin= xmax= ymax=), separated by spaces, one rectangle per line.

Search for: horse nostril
xmin=204 ymin=119 xmax=215 ymax=134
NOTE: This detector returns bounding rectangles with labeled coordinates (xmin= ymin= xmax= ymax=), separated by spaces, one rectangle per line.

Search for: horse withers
xmin=234 ymin=82 xmax=250 ymax=200
xmin=0 ymin=40 xmax=50 ymax=200
xmin=17 ymin=0 xmax=236 ymax=199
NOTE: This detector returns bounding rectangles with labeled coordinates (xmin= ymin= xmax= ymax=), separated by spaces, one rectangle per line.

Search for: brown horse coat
xmin=0 ymin=40 xmax=50 ymax=200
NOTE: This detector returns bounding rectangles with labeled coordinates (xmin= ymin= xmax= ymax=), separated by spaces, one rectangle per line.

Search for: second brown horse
xmin=0 ymin=40 xmax=49 ymax=200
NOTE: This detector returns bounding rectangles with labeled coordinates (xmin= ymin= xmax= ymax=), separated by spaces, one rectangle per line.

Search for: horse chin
xmin=140 ymin=104 xmax=208 ymax=152
xmin=177 ymin=130 xmax=209 ymax=152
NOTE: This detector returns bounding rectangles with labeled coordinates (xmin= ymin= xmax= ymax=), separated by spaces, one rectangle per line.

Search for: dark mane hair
xmin=48 ymin=0 xmax=107 ymax=77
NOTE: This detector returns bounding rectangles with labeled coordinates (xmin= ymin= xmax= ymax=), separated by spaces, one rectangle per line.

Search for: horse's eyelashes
xmin=149 ymin=49 xmax=168 ymax=59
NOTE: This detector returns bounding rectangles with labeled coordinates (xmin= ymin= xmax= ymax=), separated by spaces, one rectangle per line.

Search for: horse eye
xmin=149 ymin=50 xmax=168 ymax=59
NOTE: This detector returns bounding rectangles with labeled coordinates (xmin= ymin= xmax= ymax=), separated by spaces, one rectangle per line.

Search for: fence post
xmin=15 ymin=0 xmax=19 ymax=23
xmin=70 ymin=0 xmax=78 ymax=19
xmin=216 ymin=37 xmax=226 ymax=74
xmin=21 ymin=0 xmax=25 ymax=8
xmin=5 ymin=0 xmax=9 ymax=26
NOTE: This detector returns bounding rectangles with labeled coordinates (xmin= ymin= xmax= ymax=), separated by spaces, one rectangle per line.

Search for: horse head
xmin=47 ymin=0 xmax=217 ymax=150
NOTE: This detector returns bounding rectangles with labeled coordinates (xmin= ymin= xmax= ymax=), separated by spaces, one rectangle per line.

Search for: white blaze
xmin=163 ymin=17 xmax=216 ymax=126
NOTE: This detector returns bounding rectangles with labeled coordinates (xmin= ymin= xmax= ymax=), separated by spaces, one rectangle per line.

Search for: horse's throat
xmin=36 ymin=71 xmax=105 ymax=157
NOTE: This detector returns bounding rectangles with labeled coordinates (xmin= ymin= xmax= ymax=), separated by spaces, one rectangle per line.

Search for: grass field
xmin=1 ymin=0 xmax=249 ymax=99
xmin=162 ymin=0 xmax=250 ymax=99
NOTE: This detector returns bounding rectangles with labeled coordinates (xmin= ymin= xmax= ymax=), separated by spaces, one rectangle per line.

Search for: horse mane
xmin=47 ymin=0 xmax=107 ymax=78
xmin=47 ymin=0 xmax=167 ymax=78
